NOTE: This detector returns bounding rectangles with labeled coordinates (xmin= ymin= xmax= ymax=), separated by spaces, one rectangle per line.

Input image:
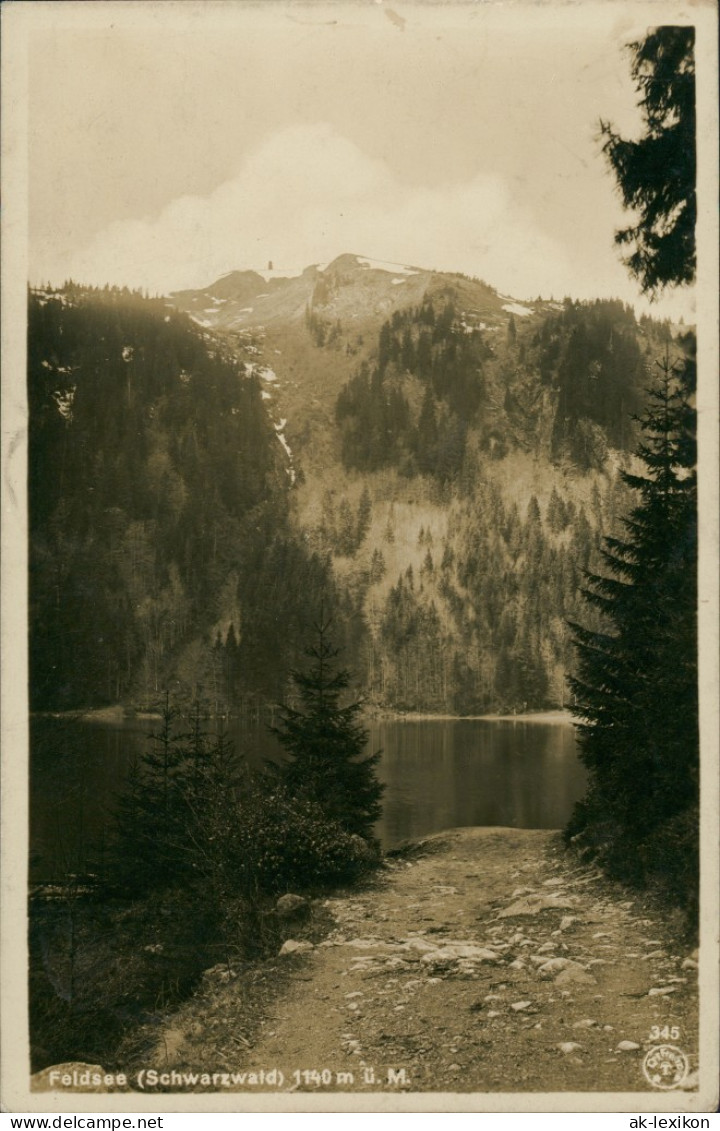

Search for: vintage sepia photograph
xmin=1 ymin=0 xmax=718 ymax=1115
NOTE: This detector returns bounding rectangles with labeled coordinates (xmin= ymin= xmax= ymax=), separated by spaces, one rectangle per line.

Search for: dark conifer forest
xmin=28 ymin=286 xmax=355 ymax=712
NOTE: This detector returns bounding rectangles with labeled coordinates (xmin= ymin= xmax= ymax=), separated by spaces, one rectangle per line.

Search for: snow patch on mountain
xmin=33 ymin=290 xmax=74 ymax=308
xmin=274 ymin=425 xmax=295 ymax=485
xmin=502 ymin=302 xmax=534 ymax=317
xmin=356 ymin=256 xmax=418 ymax=276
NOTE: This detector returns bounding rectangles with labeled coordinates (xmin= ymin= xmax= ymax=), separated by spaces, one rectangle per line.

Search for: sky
xmin=24 ymin=1 xmax=699 ymax=319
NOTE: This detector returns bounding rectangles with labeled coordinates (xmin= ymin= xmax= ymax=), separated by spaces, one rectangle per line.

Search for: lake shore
xmin=32 ymin=706 xmax=162 ymax=723
xmin=60 ymin=705 xmax=578 ymax=726
xmin=368 ymin=709 xmax=577 ymax=725
xmin=31 ymin=710 xmax=587 ymax=884
xmin=33 ymin=826 xmax=699 ymax=1097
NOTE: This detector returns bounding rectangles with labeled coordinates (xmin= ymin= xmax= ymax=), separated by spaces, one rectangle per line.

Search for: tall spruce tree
xmin=270 ymin=614 xmax=384 ymax=841
xmin=109 ymin=693 xmax=188 ymax=894
xmin=567 ymin=347 xmax=698 ymax=910
xmin=599 ymin=26 xmax=695 ymax=295
xmin=568 ymin=23 xmax=700 ymax=919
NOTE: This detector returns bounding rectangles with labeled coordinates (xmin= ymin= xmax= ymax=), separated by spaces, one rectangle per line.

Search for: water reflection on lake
xmin=368 ymin=718 xmax=585 ymax=848
xmin=29 ymin=714 xmax=586 ymax=881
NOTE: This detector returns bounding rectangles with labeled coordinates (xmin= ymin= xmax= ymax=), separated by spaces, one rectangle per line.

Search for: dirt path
xmin=139 ymin=828 xmax=698 ymax=1096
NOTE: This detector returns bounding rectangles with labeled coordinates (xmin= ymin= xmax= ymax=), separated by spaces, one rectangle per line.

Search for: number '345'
xmin=649 ymin=1025 xmax=681 ymax=1041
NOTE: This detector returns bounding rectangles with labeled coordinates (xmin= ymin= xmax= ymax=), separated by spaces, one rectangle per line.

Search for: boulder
xmin=278 ymin=939 xmax=314 ymax=957
xmin=498 ymin=893 xmax=576 ymax=918
xmin=276 ymin=893 xmax=309 ymax=918
xmin=537 ymin=957 xmax=576 ymax=978
xmin=530 ymin=954 xmax=555 ymax=966
xmin=420 ymin=943 xmax=500 ymax=965
xmin=555 ymin=964 xmax=597 ymax=986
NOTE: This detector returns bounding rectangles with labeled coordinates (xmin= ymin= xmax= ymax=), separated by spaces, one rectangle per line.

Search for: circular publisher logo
xmin=642 ymin=1045 xmax=689 ymax=1090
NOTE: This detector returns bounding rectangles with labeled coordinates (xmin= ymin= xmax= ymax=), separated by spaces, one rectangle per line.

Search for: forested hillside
xmin=28 ymin=286 xmax=355 ymax=711
xmin=291 ymin=288 xmax=679 ymax=713
xmin=334 ymin=295 xmax=663 ymax=478
xmin=28 ymin=269 xmax=684 ymax=716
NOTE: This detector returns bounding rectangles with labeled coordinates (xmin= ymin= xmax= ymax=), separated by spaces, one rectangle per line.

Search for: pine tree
xmin=180 ymin=722 xmax=247 ymax=901
xmin=546 ymin=486 xmax=567 ymax=533
xmin=599 ymin=27 xmax=695 ymax=295
xmin=356 ymin=485 xmax=373 ymax=548
xmin=109 ymin=693 xmax=188 ymax=893
xmin=416 ymin=387 xmax=439 ymax=474
xmin=369 ymin=547 xmax=387 ymax=584
xmin=270 ymin=614 xmax=384 ymax=842
xmin=567 ymin=349 xmax=698 ymax=910
xmin=336 ymin=497 xmax=357 ymax=556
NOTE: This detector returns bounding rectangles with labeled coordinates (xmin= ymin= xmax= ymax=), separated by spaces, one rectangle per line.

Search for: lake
xmin=29 ymin=715 xmax=586 ymax=883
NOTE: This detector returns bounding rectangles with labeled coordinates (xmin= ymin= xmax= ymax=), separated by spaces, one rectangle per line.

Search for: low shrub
xmin=230 ymin=779 xmax=376 ymax=895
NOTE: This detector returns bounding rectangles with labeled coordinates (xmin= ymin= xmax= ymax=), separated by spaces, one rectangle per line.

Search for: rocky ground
xmin=32 ymin=827 xmax=700 ymax=1098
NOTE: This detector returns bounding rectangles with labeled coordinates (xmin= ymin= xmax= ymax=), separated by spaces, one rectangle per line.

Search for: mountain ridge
xmin=168 ymin=252 xmax=548 ymax=336
xmin=167 ymin=253 xmax=574 ymax=479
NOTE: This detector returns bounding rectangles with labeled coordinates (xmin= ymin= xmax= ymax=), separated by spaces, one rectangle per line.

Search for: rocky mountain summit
xmin=169 ymin=252 xmax=544 ymax=336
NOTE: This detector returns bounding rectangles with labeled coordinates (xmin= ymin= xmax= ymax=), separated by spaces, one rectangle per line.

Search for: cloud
xmin=54 ymin=122 xmax=581 ymax=298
